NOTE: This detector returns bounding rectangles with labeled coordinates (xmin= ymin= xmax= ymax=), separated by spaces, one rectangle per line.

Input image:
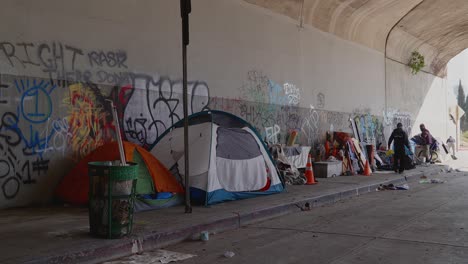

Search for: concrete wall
xmin=386 ymin=59 xmax=457 ymax=140
xmin=0 ymin=0 xmax=455 ymax=208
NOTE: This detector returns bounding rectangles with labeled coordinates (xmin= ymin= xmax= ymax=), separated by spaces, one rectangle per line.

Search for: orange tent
xmin=55 ymin=141 xmax=183 ymax=205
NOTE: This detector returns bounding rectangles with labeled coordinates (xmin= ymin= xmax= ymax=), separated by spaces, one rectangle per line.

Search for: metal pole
xmin=456 ymin=106 xmax=460 ymax=152
xmin=106 ymin=99 xmax=126 ymax=166
xmin=181 ymin=0 xmax=192 ymax=213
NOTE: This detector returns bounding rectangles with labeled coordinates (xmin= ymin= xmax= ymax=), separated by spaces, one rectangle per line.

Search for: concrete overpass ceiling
xmin=300 ymin=0 xmax=422 ymax=52
xmin=388 ymin=0 xmax=468 ymax=77
xmin=244 ymin=0 xmax=468 ymax=77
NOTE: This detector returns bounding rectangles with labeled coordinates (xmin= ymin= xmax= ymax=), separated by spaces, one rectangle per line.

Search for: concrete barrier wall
xmin=0 ymin=0 xmax=453 ymax=208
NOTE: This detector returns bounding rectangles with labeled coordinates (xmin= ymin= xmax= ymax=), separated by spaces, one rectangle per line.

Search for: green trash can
xmin=88 ymin=161 xmax=138 ymax=239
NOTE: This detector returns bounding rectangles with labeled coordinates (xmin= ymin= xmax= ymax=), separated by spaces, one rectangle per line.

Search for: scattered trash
xmin=430 ymin=179 xmax=444 ymax=184
xmin=190 ymin=231 xmax=210 ymax=241
xmin=282 ymin=167 xmax=306 ymax=185
xmin=295 ymin=202 xmax=311 ymax=211
xmin=152 ymin=250 xmax=196 ymax=264
xmin=377 ymin=184 xmax=392 ymax=190
xmin=397 ymin=184 xmax=410 ymax=190
xmin=373 ymin=171 xmax=394 ymax=174
xmin=419 ymin=179 xmax=444 ymax=184
xmin=200 ymin=231 xmax=210 ymax=242
xmin=103 ymin=250 xmax=196 ymax=264
xmin=377 ymin=183 xmax=409 ymax=191
xmin=224 ymin=251 xmax=235 ymax=258
xmin=270 ymin=145 xmax=306 ymax=185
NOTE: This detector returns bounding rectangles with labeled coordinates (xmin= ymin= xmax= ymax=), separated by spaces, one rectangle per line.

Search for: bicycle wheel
xmin=417 ymin=149 xmax=427 ymax=163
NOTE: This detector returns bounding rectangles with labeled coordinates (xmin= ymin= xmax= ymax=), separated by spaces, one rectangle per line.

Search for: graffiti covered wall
xmin=0 ymin=71 xmax=213 ymax=207
xmin=0 ymin=39 xmax=215 ymax=207
xmin=0 ymin=0 xmax=422 ymax=208
xmin=0 ymin=63 xmax=405 ymax=208
xmin=211 ymin=70 xmax=357 ymax=149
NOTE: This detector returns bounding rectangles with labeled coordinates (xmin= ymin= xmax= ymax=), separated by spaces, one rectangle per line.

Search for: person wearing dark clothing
xmin=388 ymin=123 xmax=410 ymax=173
xmin=419 ymin=124 xmax=432 ymax=163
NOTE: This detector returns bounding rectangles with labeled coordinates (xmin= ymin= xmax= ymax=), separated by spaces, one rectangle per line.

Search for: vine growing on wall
xmin=408 ymin=51 xmax=425 ymax=75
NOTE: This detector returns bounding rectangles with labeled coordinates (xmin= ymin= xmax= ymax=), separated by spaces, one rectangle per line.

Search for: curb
xmin=30 ymin=165 xmax=447 ymax=264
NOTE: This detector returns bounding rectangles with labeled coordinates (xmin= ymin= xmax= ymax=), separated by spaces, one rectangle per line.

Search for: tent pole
xmin=181 ymin=0 xmax=192 ymax=214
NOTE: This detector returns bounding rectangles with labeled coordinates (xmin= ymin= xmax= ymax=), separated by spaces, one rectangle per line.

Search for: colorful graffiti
xmin=65 ymin=83 xmax=113 ymax=160
xmin=353 ymin=113 xmax=385 ymax=145
xmin=16 ymin=79 xmax=55 ymax=124
xmin=0 ymin=76 xmax=84 ymax=200
xmin=0 ymin=53 xmax=393 ymax=208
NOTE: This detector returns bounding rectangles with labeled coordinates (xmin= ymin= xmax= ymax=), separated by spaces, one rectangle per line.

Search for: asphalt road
xmin=106 ymin=168 xmax=468 ymax=264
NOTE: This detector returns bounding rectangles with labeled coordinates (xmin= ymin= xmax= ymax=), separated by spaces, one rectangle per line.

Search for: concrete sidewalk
xmin=0 ymin=165 xmax=451 ymax=264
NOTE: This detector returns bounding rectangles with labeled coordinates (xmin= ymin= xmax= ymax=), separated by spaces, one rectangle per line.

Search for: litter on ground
xmin=102 ymin=250 xmax=196 ymax=264
xmin=377 ymin=183 xmax=409 ymax=191
xmin=224 ymin=251 xmax=235 ymax=258
xmin=419 ymin=179 xmax=445 ymax=184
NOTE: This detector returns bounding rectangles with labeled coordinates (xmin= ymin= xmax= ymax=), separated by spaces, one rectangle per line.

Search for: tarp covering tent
xmin=55 ymin=141 xmax=184 ymax=208
xmin=150 ymin=110 xmax=284 ymax=205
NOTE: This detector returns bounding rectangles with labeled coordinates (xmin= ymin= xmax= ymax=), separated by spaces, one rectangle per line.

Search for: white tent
xmin=150 ymin=111 xmax=284 ymax=205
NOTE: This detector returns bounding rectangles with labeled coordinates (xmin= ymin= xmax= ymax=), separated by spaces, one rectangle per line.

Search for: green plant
xmin=408 ymin=51 xmax=425 ymax=75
